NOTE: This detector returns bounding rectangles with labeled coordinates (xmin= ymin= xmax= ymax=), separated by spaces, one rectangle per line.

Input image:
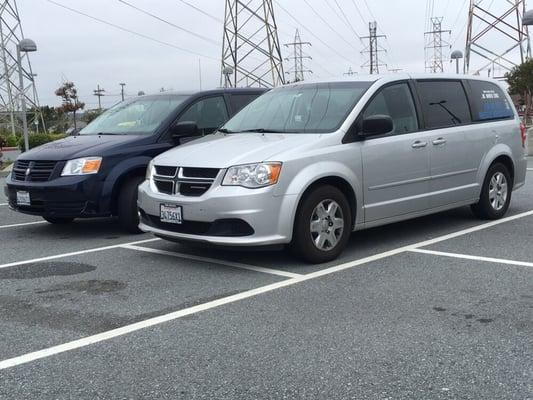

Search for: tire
xmin=291 ymin=185 xmax=352 ymax=264
xmin=117 ymin=175 xmax=145 ymax=233
xmin=471 ymin=163 xmax=512 ymax=220
xmin=43 ymin=216 xmax=74 ymax=224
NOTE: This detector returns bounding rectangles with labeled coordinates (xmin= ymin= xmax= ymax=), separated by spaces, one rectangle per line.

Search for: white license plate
xmin=16 ymin=191 xmax=30 ymax=206
xmin=160 ymin=204 xmax=182 ymax=224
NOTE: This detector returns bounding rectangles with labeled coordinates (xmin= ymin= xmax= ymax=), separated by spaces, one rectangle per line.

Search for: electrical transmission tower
xmin=465 ymin=0 xmax=531 ymax=78
xmin=221 ymin=0 xmax=285 ymax=88
xmin=0 ymin=0 xmax=43 ymax=135
xmin=284 ymin=29 xmax=312 ymax=83
xmin=424 ymin=17 xmax=451 ymax=73
xmin=361 ymin=22 xmax=387 ymax=74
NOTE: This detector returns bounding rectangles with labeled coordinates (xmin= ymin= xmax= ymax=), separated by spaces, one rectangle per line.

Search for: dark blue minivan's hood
xmin=18 ymin=135 xmax=153 ymax=161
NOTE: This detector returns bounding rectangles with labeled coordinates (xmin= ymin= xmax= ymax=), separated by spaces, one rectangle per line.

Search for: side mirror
xmin=360 ymin=115 xmax=394 ymax=138
xmin=170 ymin=121 xmax=200 ymax=143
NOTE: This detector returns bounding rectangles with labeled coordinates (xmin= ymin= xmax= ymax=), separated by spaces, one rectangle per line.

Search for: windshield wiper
xmin=238 ymin=128 xmax=284 ymax=133
xmin=218 ymin=128 xmax=234 ymax=134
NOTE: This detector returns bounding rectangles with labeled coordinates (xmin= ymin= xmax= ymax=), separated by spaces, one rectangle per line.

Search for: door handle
xmin=411 ymin=140 xmax=428 ymax=149
xmin=432 ymin=138 xmax=447 ymax=146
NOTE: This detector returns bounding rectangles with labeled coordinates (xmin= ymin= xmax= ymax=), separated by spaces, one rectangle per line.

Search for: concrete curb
xmin=0 ymin=163 xmax=12 ymax=178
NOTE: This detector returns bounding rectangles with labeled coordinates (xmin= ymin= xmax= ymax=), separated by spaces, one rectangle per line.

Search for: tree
xmin=55 ymin=81 xmax=85 ymax=130
xmin=506 ymin=60 xmax=533 ymax=122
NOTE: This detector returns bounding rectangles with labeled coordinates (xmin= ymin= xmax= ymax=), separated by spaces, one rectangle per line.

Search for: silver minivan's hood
xmin=154 ymin=132 xmax=321 ymax=168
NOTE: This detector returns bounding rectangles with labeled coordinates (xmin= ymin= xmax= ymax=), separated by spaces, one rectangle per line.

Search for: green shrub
xmin=6 ymin=134 xmax=17 ymax=147
xmin=18 ymin=133 xmax=66 ymax=151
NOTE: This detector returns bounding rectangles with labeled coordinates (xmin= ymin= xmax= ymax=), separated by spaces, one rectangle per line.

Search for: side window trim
xmin=344 ymin=80 xmax=420 ymax=143
xmin=413 ymin=78 xmax=473 ymax=131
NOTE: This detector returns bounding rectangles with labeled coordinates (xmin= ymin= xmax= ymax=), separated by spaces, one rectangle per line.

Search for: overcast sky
xmin=17 ymin=0 xmax=523 ymax=109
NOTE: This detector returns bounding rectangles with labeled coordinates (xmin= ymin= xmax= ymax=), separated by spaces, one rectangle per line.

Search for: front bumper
xmin=4 ymin=174 xmax=107 ymax=218
xmin=137 ymin=180 xmax=297 ymax=246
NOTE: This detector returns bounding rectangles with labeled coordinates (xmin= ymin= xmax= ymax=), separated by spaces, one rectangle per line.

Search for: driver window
xmin=178 ymin=96 xmax=229 ymax=135
xmin=363 ymin=83 xmax=418 ymax=135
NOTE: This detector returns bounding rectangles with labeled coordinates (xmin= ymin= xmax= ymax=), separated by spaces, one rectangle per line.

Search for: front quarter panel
xmin=275 ymin=142 xmax=364 ymax=230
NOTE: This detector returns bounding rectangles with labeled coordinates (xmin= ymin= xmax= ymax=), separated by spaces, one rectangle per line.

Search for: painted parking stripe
xmin=0 ymin=203 xmax=7 ymax=206
xmin=122 ymin=244 xmax=302 ymax=278
xmin=409 ymin=248 xmax=533 ymax=269
xmin=0 ymin=238 xmax=160 ymax=270
xmin=528 ymin=168 xmax=533 ymax=171
xmin=1 ymin=209 xmax=533 ymax=370
xmin=0 ymin=221 xmax=47 ymax=229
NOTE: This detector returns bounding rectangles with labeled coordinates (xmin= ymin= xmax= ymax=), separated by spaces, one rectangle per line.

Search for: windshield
xmin=222 ymin=82 xmax=372 ymax=134
xmin=80 ymin=95 xmax=188 ymax=135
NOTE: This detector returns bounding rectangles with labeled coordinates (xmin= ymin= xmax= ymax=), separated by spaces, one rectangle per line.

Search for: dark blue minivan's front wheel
xmin=117 ymin=175 xmax=145 ymax=233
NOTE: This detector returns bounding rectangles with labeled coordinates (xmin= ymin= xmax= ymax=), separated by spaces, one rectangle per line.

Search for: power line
xmin=176 ymin=0 xmax=223 ymax=23
xmin=332 ymin=0 xmax=362 ymax=41
xmin=44 ymin=0 xmax=219 ymax=61
xmin=116 ymin=0 xmax=220 ymax=46
xmin=301 ymin=0 xmax=359 ymax=52
xmin=273 ymin=0 xmax=356 ymax=65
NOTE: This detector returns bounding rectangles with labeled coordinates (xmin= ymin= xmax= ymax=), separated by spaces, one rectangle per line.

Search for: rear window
xmin=417 ymin=80 xmax=472 ymax=129
xmin=468 ymin=80 xmax=514 ymax=122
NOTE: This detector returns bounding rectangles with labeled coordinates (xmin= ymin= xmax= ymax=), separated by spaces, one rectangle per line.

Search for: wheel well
xmin=110 ymin=168 xmax=146 ymax=215
xmin=491 ymin=155 xmax=514 ymax=185
xmin=298 ymin=176 xmax=357 ymax=228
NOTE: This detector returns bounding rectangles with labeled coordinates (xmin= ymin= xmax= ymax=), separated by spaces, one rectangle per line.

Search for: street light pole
xmin=16 ymin=38 xmax=37 ymax=152
xmin=119 ymin=82 xmax=126 ymax=101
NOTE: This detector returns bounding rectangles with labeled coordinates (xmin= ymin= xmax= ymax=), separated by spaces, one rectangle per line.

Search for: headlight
xmin=222 ymin=162 xmax=282 ymax=188
xmin=61 ymin=157 xmax=102 ymax=176
xmin=146 ymin=160 xmax=155 ymax=180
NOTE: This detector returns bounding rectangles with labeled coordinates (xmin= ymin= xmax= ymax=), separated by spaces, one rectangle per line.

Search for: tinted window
xmin=417 ymin=81 xmax=472 ymax=129
xmin=468 ymin=80 xmax=514 ymax=121
xmin=230 ymin=93 xmax=261 ymax=114
xmin=178 ymin=96 xmax=229 ymax=133
xmin=223 ymin=82 xmax=371 ymax=134
xmin=363 ymin=83 xmax=418 ymax=135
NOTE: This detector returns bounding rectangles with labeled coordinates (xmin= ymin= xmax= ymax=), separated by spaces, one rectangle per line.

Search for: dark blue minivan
xmin=4 ymin=88 xmax=266 ymax=232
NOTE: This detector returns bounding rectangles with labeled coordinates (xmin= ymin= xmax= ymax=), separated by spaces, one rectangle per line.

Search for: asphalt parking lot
xmin=0 ymin=162 xmax=532 ymax=399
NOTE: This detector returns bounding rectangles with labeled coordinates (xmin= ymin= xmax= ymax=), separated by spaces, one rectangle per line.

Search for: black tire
xmin=43 ymin=216 xmax=74 ymax=224
xmin=117 ymin=175 xmax=145 ymax=233
xmin=290 ymin=185 xmax=352 ymax=264
xmin=471 ymin=163 xmax=512 ymax=220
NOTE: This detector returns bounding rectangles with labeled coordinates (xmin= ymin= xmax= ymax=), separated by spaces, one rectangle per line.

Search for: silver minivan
xmin=138 ymin=75 xmax=527 ymax=263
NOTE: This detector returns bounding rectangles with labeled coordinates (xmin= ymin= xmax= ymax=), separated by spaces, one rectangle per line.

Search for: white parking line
xmin=0 ymin=203 xmax=7 ymax=206
xmin=410 ymin=248 xmax=533 ymax=270
xmin=528 ymin=168 xmax=533 ymax=171
xmin=0 ymin=238 xmax=160 ymax=270
xmin=0 ymin=221 xmax=47 ymax=229
xmin=122 ymin=244 xmax=302 ymax=278
xmin=1 ymin=209 xmax=533 ymax=370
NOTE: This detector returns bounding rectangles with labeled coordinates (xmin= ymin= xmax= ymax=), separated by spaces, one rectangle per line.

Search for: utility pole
xmin=284 ymin=29 xmax=312 ymax=83
xmin=361 ymin=22 xmax=387 ymax=74
xmin=344 ymin=67 xmax=357 ymax=76
xmin=221 ymin=0 xmax=285 ymax=88
xmin=93 ymin=85 xmax=105 ymax=110
xmin=119 ymin=82 xmax=126 ymax=101
xmin=465 ymin=0 xmax=530 ymax=78
xmin=424 ymin=17 xmax=451 ymax=73
xmin=0 ymin=0 xmax=45 ymax=135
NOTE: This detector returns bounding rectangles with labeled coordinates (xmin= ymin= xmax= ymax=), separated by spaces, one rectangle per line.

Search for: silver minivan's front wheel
xmin=291 ymin=185 xmax=352 ymax=264
xmin=471 ymin=163 xmax=512 ymax=220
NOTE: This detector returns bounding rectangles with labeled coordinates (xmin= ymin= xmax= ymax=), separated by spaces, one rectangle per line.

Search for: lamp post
xmin=450 ymin=50 xmax=463 ymax=74
xmin=17 ymin=38 xmax=37 ymax=152
xmin=522 ymin=11 xmax=533 ymax=126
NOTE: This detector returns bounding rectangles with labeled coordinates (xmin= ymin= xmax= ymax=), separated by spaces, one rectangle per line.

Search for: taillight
xmin=520 ymin=123 xmax=527 ymax=148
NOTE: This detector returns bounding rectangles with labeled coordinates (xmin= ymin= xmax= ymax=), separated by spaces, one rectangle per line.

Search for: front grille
xmin=12 ymin=160 xmax=57 ymax=182
xmin=153 ymin=166 xmax=220 ymax=197
xmin=154 ymin=165 xmax=177 ymax=177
